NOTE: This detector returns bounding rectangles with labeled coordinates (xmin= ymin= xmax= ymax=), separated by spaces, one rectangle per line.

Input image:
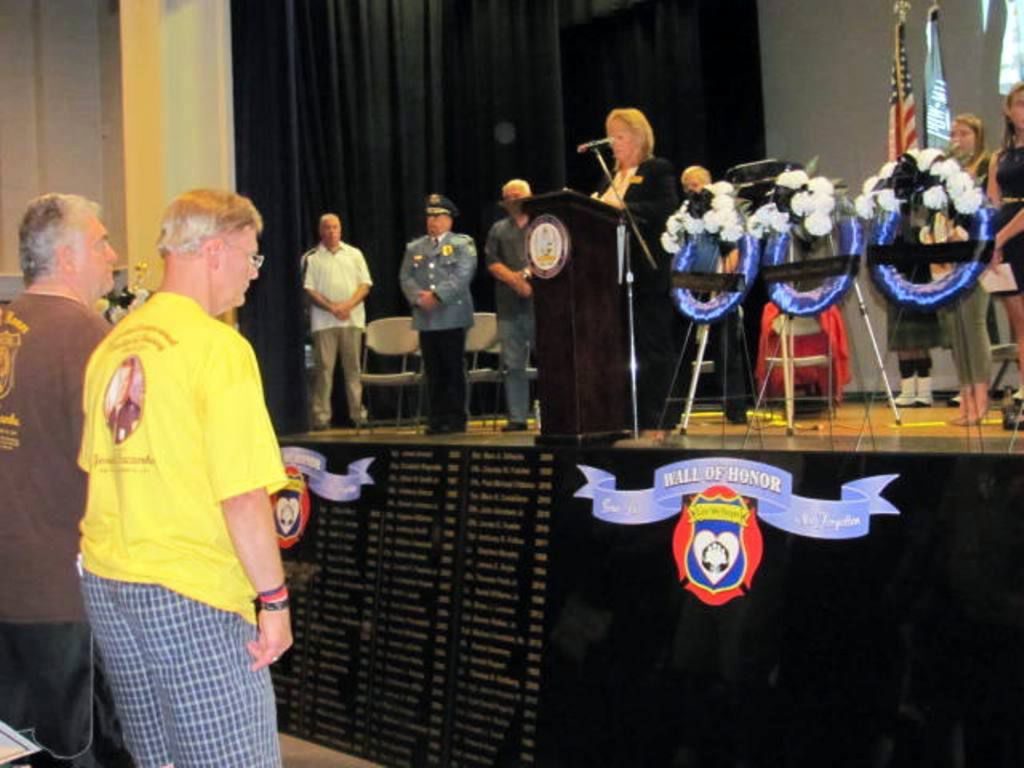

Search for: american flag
xmin=888 ymin=19 xmax=918 ymax=160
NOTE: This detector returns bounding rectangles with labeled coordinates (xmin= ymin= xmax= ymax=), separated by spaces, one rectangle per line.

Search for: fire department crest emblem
xmin=672 ymin=485 xmax=763 ymax=606
xmin=272 ymin=465 xmax=311 ymax=549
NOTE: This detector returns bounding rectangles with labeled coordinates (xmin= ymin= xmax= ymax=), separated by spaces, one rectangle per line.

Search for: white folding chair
xmin=359 ymin=317 xmax=422 ymax=430
xmin=760 ymin=313 xmax=833 ymax=434
xmin=465 ymin=312 xmax=503 ymax=428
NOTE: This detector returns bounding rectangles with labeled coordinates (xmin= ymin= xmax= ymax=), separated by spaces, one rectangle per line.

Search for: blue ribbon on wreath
xmin=670 ymin=233 xmax=761 ymax=323
xmin=868 ymin=206 xmax=995 ymax=311
xmin=762 ymin=216 xmax=862 ymax=317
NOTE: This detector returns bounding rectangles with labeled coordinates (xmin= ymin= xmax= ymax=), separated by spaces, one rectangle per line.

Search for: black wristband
xmin=260 ymin=598 xmax=290 ymax=612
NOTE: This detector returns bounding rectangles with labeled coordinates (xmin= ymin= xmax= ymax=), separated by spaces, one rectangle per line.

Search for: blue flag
xmin=924 ymin=5 xmax=950 ymax=148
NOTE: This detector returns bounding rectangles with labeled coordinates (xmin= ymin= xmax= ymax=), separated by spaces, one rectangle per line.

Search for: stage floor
xmin=284 ymin=399 xmax=1024 ymax=455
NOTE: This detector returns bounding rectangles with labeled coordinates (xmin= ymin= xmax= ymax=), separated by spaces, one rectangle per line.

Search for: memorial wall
xmin=274 ymin=441 xmax=1024 ymax=767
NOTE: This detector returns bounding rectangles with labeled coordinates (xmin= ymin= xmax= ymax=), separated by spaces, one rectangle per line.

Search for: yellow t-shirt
xmin=78 ymin=292 xmax=287 ymax=622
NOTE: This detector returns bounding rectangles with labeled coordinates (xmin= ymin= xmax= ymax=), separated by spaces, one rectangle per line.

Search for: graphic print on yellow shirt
xmin=79 ymin=293 xmax=287 ymax=622
xmin=103 ymin=355 xmax=144 ymax=445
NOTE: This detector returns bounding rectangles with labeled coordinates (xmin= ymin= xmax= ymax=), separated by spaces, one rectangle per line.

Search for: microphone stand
xmin=589 ymin=149 xmax=659 ymax=272
xmin=587 ymin=147 xmax=658 ymax=438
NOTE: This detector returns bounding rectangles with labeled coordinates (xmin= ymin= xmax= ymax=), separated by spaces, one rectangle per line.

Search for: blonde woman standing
xmin=939 ymin=114 xmax=992 ymax=425
xmin=595 ymin=107 xmax=679 ymax=436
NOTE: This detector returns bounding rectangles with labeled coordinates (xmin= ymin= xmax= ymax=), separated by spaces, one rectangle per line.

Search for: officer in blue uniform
xmin=400 ymin=194 xmax=477 ymax=434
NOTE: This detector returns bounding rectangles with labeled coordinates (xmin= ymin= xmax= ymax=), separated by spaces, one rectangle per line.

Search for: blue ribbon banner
xmin=280 ymin=446 xmax=374 ymax=501
xmin=575 ymin=457 xmax=899 ymax=540
xmin=670 ymin=233 xmax=761 ymax=323
xmin=869 ymin=207 xmax=994 ymax=311
xmin=763 ymin=217 xmax=862 ymax=317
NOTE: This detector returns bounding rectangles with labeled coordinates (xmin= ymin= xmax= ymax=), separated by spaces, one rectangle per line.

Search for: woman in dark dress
xmin=594 ymin=107 xmax=679 ymax=438
xmin=987 ymin=82 xmax=1024 ymax=400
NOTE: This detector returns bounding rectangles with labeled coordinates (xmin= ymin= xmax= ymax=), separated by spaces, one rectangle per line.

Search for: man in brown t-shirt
xmin=0 ymin=194 xmax=131 ymax=765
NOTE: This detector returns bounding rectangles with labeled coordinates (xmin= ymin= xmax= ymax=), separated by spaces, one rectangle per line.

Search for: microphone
xmin=576 ymin=137 xmax=612 ymax=154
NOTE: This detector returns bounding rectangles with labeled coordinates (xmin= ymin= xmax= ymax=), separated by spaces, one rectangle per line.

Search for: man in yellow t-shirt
xmin=79 ymin=189 xmax=291 ymax=768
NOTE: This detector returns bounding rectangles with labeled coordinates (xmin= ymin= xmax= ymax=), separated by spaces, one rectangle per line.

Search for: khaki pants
xmin=311 ymin=326 xmax=364 ymax=426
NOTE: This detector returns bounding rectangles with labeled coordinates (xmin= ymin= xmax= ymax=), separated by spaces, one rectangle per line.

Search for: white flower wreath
xmin=661 ymin=181 xmax=745 ymax=254
xmin=748 ymin=172 xmax=837 ymax=240
xmin=854 ymin=147 xmax=984 ymax=222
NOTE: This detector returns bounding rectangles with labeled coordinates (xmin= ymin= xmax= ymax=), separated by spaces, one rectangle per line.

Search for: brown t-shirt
xmin=0 ymin=294 xmax=109 ymax=621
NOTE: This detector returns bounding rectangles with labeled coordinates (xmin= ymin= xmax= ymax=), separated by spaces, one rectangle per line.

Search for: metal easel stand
xmin=852 ymin=279 xmax=903 ymax=425
xmin=679 ymin=323 xmax=711 ymax=433
xmin=657 ymin=319 xmax=696 ymax=432
xmin=676 ymin=307 xmax=752 ymax=434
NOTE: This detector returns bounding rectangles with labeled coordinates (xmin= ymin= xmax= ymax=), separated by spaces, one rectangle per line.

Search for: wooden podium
xmin=520 ymin=189 xmax=629 ymax=443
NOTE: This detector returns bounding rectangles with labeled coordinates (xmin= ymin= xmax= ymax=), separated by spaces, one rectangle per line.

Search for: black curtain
xmin=558 ymin=0 xmax=651 ymax=27
xmin=562 ymin=0 xmax=765 ymax=191
xmin=232 ymin=1 xmax=309 ymax=435
xmin=560 ymin=0 xmax=766 ymax=388
xmin=232 ymin=0 xmax=565 ymax=434
xmin=232 ymin=0 xmax=763 ymax=433
xmin=442 ymin=0 xmax=566 ymax=310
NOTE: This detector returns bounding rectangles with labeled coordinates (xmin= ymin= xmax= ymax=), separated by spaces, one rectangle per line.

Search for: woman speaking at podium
xmin=595 ymin=107 xmax=679 ymax=438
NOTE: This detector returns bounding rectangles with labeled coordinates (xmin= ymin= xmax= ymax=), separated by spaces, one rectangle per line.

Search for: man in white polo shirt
xmin=303 ymin=213 xmax=373 ymax=429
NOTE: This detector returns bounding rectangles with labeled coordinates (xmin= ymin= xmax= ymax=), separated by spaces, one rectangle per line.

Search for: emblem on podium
xmin=527 ymin=214 xmax=570 ymax=279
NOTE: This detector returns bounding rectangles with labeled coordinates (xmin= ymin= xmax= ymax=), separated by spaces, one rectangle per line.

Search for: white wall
xmin=162 ymin=0 xmax=236 ymax=201
xmin=0 ymin=0 xmax=120 ymax=281
xmin=758 ymin=0 xmax=1010 ymax=393
xmin=0 ymin=0 xmax=234 ymax=298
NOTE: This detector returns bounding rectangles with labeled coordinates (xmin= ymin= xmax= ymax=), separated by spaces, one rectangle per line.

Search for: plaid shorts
xmin=82 ymin=572 xmax=280 ymax=768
